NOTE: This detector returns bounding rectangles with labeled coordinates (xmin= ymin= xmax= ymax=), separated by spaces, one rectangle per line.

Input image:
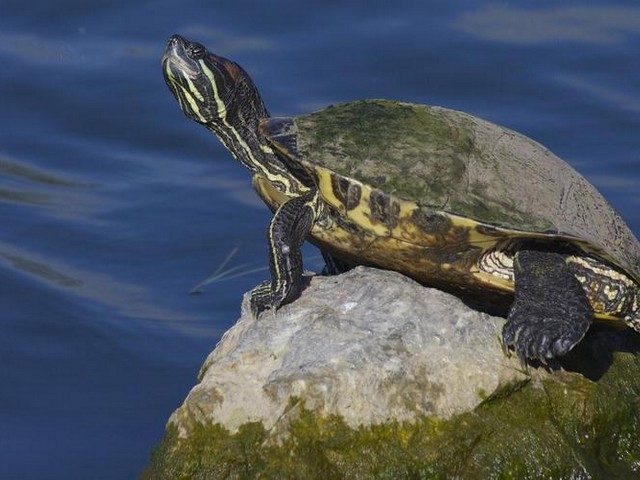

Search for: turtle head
xmin=162 ymin=34 xmax=268 ymax=131
xmin=162 ymin=35 xmax=304 ymax=192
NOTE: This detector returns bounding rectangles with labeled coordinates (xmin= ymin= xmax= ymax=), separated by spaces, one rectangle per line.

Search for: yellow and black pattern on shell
xmin=310 ymin=166 xmax=513 ymax=293
xmin=296 ymin=166 xmax=640 ymax=328
xmin=330 ymin=174 xmax=362 ymax=212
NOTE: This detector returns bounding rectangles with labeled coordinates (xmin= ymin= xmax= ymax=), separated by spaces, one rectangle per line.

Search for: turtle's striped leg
xmin=250 ymin=191 xmax=318 ymax=317
xmin=502 ymin=249 xmax=593 ymax=363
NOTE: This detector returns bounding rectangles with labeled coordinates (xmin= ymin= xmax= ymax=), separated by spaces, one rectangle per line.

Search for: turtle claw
xmin=249 ymin=280 xmax=274 ymax=318
xmin=501 ymin=315 xmax=584 ymax=364
xmin=248 ymin=280 xmax=293 ymax=318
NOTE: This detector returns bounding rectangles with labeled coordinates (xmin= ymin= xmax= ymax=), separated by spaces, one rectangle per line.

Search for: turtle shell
xmin=259 ymin=99 xmax=640 ymax=306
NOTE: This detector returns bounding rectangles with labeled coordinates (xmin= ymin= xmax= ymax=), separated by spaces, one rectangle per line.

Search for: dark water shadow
xmin=556 ymin=323 xmax=640 ymax=381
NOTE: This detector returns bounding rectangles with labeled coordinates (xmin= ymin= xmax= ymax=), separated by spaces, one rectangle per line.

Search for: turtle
xmin=161 ymin=34 xmax=640 ymax=362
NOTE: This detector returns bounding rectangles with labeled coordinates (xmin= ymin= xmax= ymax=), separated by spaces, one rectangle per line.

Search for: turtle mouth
xmin=162 ymin=35 xmax=202 ymax=80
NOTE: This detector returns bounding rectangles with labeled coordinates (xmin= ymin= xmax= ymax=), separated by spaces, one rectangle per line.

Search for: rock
xmin=144 ymin=267 xmax=640 ymax=479
xmin=172 ymin=267 xmax=524 ymax=434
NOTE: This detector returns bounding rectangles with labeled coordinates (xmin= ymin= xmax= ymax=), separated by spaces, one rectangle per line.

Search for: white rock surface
xmin=169 ymin=266 xmax=526 ymax=435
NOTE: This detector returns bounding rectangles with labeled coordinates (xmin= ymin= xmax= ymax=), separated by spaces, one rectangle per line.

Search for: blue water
xmin=1 ymin=1 xmax=639 ymax=478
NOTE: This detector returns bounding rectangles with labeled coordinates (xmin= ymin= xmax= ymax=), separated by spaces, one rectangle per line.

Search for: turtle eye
xmin=188 ymin=43 xmax=206 ymax=59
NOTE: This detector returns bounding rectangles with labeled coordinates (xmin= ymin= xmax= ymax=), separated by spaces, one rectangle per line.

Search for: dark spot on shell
xmin=411 ymin=208 xmax=452 ymax=235
xmin=430 ymin=249 xmax=468 ymax=264
xmin=475 ymin=224 xmax=501 ymax=236
xmin=326 ymin=205 xmax=365 ymax=236
xmin=331 ymin=174 xmax=361 ymax=211
xmin=369 ymin=190 xmax=400 ymax=228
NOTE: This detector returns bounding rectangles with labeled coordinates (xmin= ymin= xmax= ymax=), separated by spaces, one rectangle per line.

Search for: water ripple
xmin=0 ymin=240 xmax=201 ymax=328
xmin=552 ymin=74 xmax=640 ymax=115
xmin=0 ymin=32 xmax=157 ymax=68
xmin=455 ymin=6 xmax=640 ymax=44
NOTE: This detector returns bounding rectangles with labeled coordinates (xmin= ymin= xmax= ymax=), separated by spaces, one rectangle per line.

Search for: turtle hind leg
xmin=320 ymin=251 xmax=354 ymax=276
xmin=250 ymin=191 xmax=317 ymax=318
xmin=502 ymin=249 xmax=593 ymax=363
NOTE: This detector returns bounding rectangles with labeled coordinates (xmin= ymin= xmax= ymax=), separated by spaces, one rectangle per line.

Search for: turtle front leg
xmin=502 ymin=249 xmax=593 ymax=363
xmin=250 ymin=191 xmax=318 ymax=317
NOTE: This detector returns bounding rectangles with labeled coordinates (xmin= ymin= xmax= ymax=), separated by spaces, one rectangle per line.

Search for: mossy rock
xmin=143 ymin=347 xmax=640 ymax=480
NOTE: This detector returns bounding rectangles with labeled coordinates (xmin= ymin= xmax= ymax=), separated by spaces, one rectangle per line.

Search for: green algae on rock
xmin=143 ymin=268 xmax=640 ymax=479
xmin=144 ymin=356 xmax=640 ymax=479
